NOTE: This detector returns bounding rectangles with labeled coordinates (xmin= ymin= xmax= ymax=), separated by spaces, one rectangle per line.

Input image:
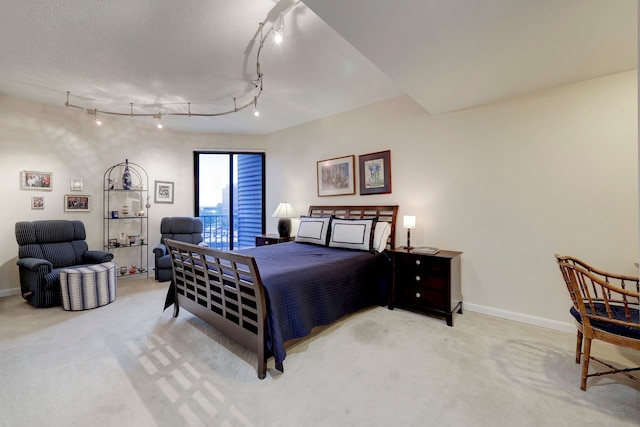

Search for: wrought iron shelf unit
xmin=103 ymin=160 xmax=149 ymax=278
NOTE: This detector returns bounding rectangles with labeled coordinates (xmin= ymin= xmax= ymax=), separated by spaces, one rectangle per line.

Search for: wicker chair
xmin=555 ymin=254 xmax=640 ymax=390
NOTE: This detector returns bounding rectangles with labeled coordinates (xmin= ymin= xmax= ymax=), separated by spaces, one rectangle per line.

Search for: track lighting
xmin=273 ymin=13 xmax=284 ymax=44
xmin=87 ymin=108 xmax=102 ymax=126
xmin=153 ymin=114 xmax=163 ymax=129
xmin=64 ymin=1 xmax=301 ymax=129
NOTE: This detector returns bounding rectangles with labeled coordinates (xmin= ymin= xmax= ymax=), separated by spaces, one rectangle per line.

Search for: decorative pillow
xmin=328 ymin=218 xmax=377 ymax=251
xmin=295 ymin=216 xmax=332 ymax=246
xmin=372 ymin=221 xmax=391 ymax=253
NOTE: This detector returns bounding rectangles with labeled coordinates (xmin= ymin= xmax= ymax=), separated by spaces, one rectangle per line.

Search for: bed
xmin=163 ymin=205 xmax=398 ymax=379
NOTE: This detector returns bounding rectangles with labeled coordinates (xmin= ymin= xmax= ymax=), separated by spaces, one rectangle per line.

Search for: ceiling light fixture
xmin=153 ymin=114 xmax=163 ymax=129
xmin=253 ymin=96 xmax=260 ymax=117
xmin=273 ymin=12 xmax=284 ymax=44
xmin=64 ymin=1 xmax=300 ymax=128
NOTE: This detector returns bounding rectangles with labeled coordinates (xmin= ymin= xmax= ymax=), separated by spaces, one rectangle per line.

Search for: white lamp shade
xmin=272 ymin=202 xmax=294 ymax=218
xmin=403 ymin=215 xmax=416 ymax=229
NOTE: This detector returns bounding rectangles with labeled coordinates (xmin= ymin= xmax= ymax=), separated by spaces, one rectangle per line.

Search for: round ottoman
xmin=60 ymin=261 xmax=117 ymax=311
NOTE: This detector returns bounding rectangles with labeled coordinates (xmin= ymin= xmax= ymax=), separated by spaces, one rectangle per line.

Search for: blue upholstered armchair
xmin=15 ymin=220 xmax=114 ymax=308
xmin=153 ymin=217 xmax=205 ymax=282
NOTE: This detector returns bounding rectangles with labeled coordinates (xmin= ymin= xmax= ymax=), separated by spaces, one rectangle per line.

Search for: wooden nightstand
xmin=255 ymin=234 xmax=294 ymax=247
xmin=388 ymin=248 xmax=463 ymax=326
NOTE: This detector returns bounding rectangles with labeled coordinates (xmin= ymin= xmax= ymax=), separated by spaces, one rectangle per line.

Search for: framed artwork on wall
xmin=70 ymin=178 xmax=83 ymax=191
xmin=31 ymin=196 xmax=44 ymax=210
xmin=21 ymin=170 xmax=52 ymax=190
xmin=64 ymin=195 xmax=91 ymax=212
xmin=359 ymin=150 xmax=391 ymax=195
xmin=317 ymin=155 xmax=356 ymax=197
xmin=154 ymin=180 xmax=174 ymax=204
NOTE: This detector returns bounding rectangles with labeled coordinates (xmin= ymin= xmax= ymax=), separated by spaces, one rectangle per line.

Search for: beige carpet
xmin=1 ymin=278 xmax=639 ymax=427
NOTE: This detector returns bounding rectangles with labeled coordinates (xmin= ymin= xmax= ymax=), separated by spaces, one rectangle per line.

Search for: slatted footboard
xmin=165 ymin=239 xmax=269 ymax=379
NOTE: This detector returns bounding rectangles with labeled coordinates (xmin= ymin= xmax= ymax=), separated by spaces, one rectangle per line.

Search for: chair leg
xmin=580 ymin=337 xmax=592 ymax=391
xmin=575 ymin=330 xmax=583 ymax=364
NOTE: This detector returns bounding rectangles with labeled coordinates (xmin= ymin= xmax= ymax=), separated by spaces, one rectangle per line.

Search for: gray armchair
xmin=15 ymin=220 xmax=114 ymax=308
xmin=153 ymin=217 xmax=205 ymax=282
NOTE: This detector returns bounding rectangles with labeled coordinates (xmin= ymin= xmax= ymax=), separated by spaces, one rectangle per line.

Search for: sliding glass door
xmin=194 ymin=151 xmax=264 ymax=250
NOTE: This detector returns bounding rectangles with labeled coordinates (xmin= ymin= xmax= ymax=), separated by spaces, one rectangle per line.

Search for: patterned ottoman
xmin=60 ymin=262 xmax=117 ymax=311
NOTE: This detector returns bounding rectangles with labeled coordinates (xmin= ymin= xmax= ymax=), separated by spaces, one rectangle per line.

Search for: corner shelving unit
xmin=103 ymin=160 xmax=149 ymax=278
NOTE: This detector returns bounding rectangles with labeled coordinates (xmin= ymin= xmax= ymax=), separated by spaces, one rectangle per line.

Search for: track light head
xmin=153 ymin=114 xmax=163 ymax=129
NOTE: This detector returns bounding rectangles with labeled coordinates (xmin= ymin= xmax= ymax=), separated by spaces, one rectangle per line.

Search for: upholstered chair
xmin=153 ymin=217 xmax=205 ymax=282
xmin=15 ymin=220 xmax=114 ymax=308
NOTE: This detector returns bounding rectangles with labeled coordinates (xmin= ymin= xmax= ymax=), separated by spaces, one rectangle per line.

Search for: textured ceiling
xmin=0 ymin=0 xmax=636 ymax=134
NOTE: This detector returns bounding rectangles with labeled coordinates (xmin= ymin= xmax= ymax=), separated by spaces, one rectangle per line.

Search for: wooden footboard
xmin=164 ymin=239 xmax=269 ymax=379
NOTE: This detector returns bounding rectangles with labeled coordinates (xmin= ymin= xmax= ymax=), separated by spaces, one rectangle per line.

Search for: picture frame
xmin=64 ymin=194 xmax=91 ymax=212
xmin=108 ymin=238 xmax=120 ymax=248
xmin=70 ymin=178 xmax=83 ymax=191
xmin=21 ymin=170 xmax=52 ymax=191
xmin=359 ymin=150 xmax=392 ymax=195
xmin=317 ymin=155 xmax=356 ymax=197
xmin=128 ymin=234 xmax=141 ymax=246
xmin=154 ymin=180 xmax=174 ymax=204
xmin=31 ymin=196 xmax=44 ymax=210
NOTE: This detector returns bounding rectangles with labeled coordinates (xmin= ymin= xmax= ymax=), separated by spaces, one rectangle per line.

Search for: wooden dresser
xmin=388 ymin=248 xmax=463 ymax=326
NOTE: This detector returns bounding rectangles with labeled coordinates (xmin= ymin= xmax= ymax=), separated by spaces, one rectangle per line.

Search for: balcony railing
xmin=200 ymin=214 xmax=237 ymax=250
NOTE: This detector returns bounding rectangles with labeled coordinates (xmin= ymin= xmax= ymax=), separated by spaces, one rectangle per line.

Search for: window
xmin=194 ymin=151 xmax=264 ymax=249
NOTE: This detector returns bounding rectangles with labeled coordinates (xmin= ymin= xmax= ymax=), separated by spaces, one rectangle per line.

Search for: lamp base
xmin=277 ymin=218 xmax=292 ymax=238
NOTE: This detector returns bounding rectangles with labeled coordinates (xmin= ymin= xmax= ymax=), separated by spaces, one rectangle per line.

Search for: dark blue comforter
xmin=237 ymin=242 xmax=390 ymax=372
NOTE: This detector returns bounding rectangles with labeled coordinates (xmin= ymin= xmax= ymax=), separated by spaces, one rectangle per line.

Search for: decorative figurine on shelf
xmin=129 ymin=264 xmax=137 ymax=275
xmin=122 ymin=159 xmax=132 ymax=190
xmin=120 ymin=266 xmax=128 ymax=275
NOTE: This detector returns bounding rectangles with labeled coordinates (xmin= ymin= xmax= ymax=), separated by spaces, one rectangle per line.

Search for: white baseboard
xmin=464 ymin=302 xmax=575 ymax=334
xmin=0 ymin=287 xmax=21 ymax=298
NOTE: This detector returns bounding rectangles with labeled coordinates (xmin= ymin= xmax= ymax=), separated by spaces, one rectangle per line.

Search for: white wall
xmin=264 ymin=70 xmax=639 ymax=330
xmin=0 ymin=95 xmax=263 ymax=295
xmin=1 ymin=70 xmax=637 ymax=333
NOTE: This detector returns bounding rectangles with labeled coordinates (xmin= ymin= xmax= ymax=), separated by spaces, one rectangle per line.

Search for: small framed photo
xmin=70 ymin=178 xmax=83 ymax=191
xmin=359 ymin=150 xmax=392 ymax=195
xmin=317 ymin=155 xmax=355 ymax=197
xmin=21 ymin=170 xmax=52 ymax=191
xmin=128 ymin=234 xmax=141 ymax=246
xmin=154 ymin=180 xmax=174 ymax=204
xmin=31 ymin=196 xmax=44 ymax=210
xmin=64 ymin=195 xmax=91 ymax=212
xmin=108 ymin=238 xmax=120 ymax=248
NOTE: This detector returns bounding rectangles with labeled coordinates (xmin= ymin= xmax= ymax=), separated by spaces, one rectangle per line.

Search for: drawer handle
xmin=416 ymin=292 xmax=421 ymax=298
xmin=415 ymin=276 xmax=420 ymax=281
xmin=415 ymin=259 xmax=421 ymax=265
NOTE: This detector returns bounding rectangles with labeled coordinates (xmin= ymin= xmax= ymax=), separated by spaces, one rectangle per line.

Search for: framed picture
xmin=31 ymin=196 xmax=44 ymax=210
xmin=317 ymin=155 xmax=356 ymax=197
xmin=21 ymin=170 xmax=52 ymax=191
xmin=128 ymin=234 xmax=141 ymax=246
xmin=70 ymin=178 xmax=83 ymax=191
xmin=154 ymin=180 xmax=174 ymax=204
xmin=359 ymin=150 xmax=392 ymax=195
xmin=64 ymin=195 xmax=91 ymax=212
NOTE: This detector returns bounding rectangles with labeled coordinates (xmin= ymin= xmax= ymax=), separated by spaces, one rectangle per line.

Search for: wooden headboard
xmin=308 ymin=205 xmax=399 ymax=249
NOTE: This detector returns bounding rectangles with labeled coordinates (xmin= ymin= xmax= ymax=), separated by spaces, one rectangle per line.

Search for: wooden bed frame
xmin=166 ymin=205 xmax=398 ymax=379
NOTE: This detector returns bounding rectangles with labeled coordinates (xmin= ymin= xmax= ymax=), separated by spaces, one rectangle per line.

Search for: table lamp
xmin=403 ymin=215 xmax=416 ymax=249
xmin=272 ymin=202 xmax=294 ymax=238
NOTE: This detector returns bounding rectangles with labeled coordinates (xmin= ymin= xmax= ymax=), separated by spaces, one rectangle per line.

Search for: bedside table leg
xmin=446 ymin=313 xmax=454 ymax=327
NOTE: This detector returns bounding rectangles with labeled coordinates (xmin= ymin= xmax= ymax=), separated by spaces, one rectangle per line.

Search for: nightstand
xmin=255 ymin=234 xmax=294 ymax=247
xmin=388 ymin=248 xmax=463 ymax=326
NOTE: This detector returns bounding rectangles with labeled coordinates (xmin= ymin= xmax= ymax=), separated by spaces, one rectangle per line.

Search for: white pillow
xmin=328 ymin=218 xmax=376 ymax=251
xmin=372 ymin=221 xmax=391 ymax=253
xmin=295 ymin=216 xmax=331 ymax=245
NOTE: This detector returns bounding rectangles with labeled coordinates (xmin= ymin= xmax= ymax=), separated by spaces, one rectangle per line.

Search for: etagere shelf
xmin=103 ymin=160 xmax=149 ymax=278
